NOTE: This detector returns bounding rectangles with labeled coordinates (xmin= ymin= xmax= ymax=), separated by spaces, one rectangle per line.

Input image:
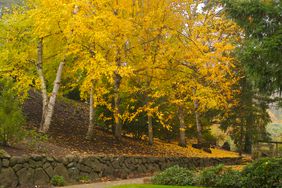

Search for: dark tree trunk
xmin=147 ymin=113 xmax=154 ymax=145
xmin=114 ymin=53 xmax=122 ymax=141
xmin=178 ymin=106 xmax=186 ymax=147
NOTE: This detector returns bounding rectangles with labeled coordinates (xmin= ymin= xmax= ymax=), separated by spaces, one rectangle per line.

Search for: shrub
xmin=198 ymin=164 xmax=243 ymax=188
xmin=241 ymin=157 xmax=282 ymax=188
xmin=152 ymin=165 xmax=195 ymax=186
xmin=0 ymin=149 xmax=8 ymax=157
xmin=215 ymin=168 xmax=243 ymax=188
xmin=198 ymin=164 xmax=225 ymax=186
xmin=25 ymin=130 xmax=48 ymax=151
xmin=51 ymin=175 xmax=65 ymax=186
xmin=203 ymin=131 xmax=217 ymax=146
xmin=78 ymin=175 xmax=90 ymax=183
xmin=0 ymin=79 xmax=25 ymax=146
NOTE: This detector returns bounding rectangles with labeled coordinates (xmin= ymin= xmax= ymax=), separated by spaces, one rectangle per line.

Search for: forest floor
xmin=1 ymin=91 xmax=240 ymax=158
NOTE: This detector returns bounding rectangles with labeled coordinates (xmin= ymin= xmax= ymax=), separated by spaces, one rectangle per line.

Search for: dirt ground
xmin=1 ymin=90 xmax=239 ymax=158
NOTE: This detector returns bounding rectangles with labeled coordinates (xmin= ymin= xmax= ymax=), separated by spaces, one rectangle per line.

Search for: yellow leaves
xmin=116 ymin=66 xmax=134 ymax=78
xmin=123 ymin=108 xmax=143 ymax=123
xmin=29 ymin=0 xmax=73 ymax=37
xmin=99 ymin=112 xmax=113 ymax=122
xmin=0 ymin=0 xmax=241 ymax=134
xmin=164 ymin=1 xmax=241 ymax=115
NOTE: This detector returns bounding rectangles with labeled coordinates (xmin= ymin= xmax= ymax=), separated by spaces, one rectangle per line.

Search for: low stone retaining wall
xmin=0 ymin=154 xmax=242 ymax=187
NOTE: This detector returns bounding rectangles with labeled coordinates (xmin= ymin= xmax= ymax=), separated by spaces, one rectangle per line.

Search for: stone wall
xmin=0 ymin=154 xmax=242 ymax=187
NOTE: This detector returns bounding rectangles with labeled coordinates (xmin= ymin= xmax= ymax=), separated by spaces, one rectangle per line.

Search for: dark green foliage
xmin=242 ymin=157 xmax=282 ymax=188
xmin=152 ymin=159 xmax=282 ymax=188
xmin=196 ymin=164 xmax=243 ymax=187
xmin=202 ymin=131 xmax=217 ymax=146
xmin=215 ymin=168 xmax=243 ymax=188
xmin=198 ymin=164 xmax=225 ymax=186
xmin=0 ymin=79 xmax=25 ymax=146
xmin=26 ymin=130 xmax=48 ymax=151
xmin=51 ymin=175 xmax=65 ymax=186
xmin=222 ymin=0 xmax=282 ymax=94
xmin=220 ymin=77 xmax=271 ymax=154
xmin=152 ymin=165 xmax=195 ymax=186
xmin=63 ymin=87 xmax=81 ymax=101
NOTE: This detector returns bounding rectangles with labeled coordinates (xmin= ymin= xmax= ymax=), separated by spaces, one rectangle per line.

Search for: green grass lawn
xmin=110 ymin=185 xmax=204 ymax=188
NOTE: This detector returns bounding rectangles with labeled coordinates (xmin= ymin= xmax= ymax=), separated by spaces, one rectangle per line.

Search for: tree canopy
xmin=222 ymin=0 xmax=282 ymax=95
xmin=0 ymin=0 xmax=274 ymax=151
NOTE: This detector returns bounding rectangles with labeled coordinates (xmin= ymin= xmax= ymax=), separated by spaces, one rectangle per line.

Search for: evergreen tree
xmin=221 ymin=76 xmax=271 ymax=155
xmin=222 ymin=0 xmax=282 ymax=94
xmin=0 ymin=78 xmax=25 ymax=146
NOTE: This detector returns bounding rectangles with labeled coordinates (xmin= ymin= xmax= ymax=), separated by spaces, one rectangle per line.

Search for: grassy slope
xmin=267 ymin=107 xmax=282 ymax=141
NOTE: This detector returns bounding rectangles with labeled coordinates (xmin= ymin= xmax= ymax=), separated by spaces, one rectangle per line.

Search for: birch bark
xmin=86 ymin=85 xmax=95 ymax=140
xmin=194 ymin=99 xmax=203 ymax=144
xmin=36 ymin=39 xmax=48 ymax=131
xmin=40 ymin=61 xmax=64 ymax=133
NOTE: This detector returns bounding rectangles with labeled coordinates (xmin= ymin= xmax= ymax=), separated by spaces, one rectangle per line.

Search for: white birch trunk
xmin=86 ymin=86 xmax=95 ymax=140
xmin=194 ymin=99 xmax=203 ymax=144
xmin=40 ymin=61 xmax=65 ymax=133
xmin=36 ymin=39 xmax=49 ymax=131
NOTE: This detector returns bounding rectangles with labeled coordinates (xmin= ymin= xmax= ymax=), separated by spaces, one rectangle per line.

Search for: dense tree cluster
xmin=0 ymin=0 xmax=274 ymax=152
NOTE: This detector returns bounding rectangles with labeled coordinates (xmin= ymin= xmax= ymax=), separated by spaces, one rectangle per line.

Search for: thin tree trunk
xmin=40 ymin=61 xmax=65 ymax=133
xmin=114 ymin=70 xmax=122 ymax=140
xmin=112 ymin=3 xmax=123 ymax=140
xmin=147 ymin=113 xmax=154 ymax=145
xmin=239 ymin=123 xmax=244 ymax=156
xmin=86 ymin=86 xmax=95 ymax=140
xmin=36 ymin=39 xmax=48 ymax=131
xmin=194 ymin=99 xmax=203 ymax=144
xmin=244 ymin=124 xmax=252 ymax=154
xmin=178 ymin=106 xmax=186 ymax=147
xmin=244 ymin=100 xmax=254 ymax=154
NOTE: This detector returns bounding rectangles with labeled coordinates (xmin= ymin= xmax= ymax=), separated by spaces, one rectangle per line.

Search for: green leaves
xmin=0 ymin=78 xmax=26 ymax=145
xmin=242 ymin=158 xmax=282 ymax=188
xmin=223 ymin=0 xmax=282 ymax=94
xmin=152 ymin=165 xmax=196 ymax=186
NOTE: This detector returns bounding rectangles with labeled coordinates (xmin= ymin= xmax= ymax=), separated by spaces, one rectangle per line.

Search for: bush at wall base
xmin=51 ymin=175 xmax=65 ymax=186
xmin=151 ymin=165 xmax=196 ymax=186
